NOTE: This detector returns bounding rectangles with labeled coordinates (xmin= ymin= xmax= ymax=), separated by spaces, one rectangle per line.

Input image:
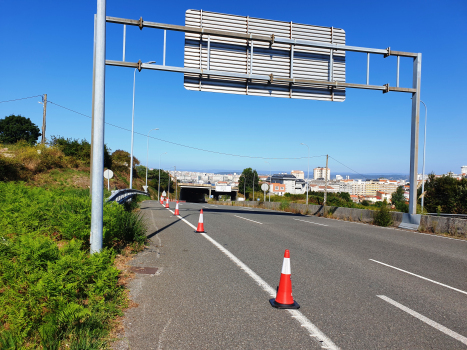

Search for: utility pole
xmin=41 ymin=94 xmax=47 ymax=144
xmin=168 ymin=170 xmax=171 ymax=201
xmin=174 ymin=166 xmax=177 ymax=200
xmin=323 ymin=154 xmax=329 ymax=206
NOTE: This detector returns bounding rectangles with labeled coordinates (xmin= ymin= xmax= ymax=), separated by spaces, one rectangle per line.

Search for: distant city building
xmin=266 ymin=174 xmax=306 ymax=194
xmin=291 ymin=170 xmax=305 ymax=180
xmin=313 ymin=167 xmax=330 ymax=180
xmin=335 ymin=175 xmax=343 ymax=180
xmin=461 ymin=165 xmax=467 ymax=175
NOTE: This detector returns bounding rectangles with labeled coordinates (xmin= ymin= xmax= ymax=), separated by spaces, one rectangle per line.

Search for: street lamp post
xmin=420 ymin=100 xmax=428 ymax=213
xmin=146 ymin=128 xmax=159 ymax=190
xmin=265 ymin=161 xmax=271 ymax=202
xmin=158 ymin=152 xmax=167 ymax=201
xmin=301 ymin=143 xmax=310 ymax=205
xmin=129 ymin=60 xmax=155 ymax=189
xmin=253 ymin=172 xmax=255 ymax=201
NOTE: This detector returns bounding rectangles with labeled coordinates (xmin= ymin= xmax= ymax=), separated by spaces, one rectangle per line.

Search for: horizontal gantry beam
xmin=106 ymin=16 xmax=418 ymax=58
xmin=106 ymin=60 xmax=416 ymax=93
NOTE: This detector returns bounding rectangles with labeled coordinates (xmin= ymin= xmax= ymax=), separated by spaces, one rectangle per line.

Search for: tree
xmin=421 ymin=174 xmax=467 ymax=214
xmin=391 ymin=186 xmax=408 ymax=213
xmin=111 ymin=150 xmax=139 ymax=173
xmin=238 ymin=168 xmax=259 ymax=198
xmin=148 ymin=169 xmax=173 ymax=193
xmin=0 ymin=114 xmax=41 ymax=145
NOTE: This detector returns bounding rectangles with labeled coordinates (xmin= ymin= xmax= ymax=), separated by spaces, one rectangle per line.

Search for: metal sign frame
xmin=90 ymin=1 xmax=421 ymax=253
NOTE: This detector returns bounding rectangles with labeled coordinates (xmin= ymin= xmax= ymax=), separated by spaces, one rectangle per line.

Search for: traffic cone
xmin=174 ymin=201 xmax=180 ymax=215
xmin=269 ymin=249 xmax=300 ymax=309
xmin=160 ymin=196 xmax=164 ymax=205
xmin=196 ymin=209 xmax=205 ymax=233
xmin=165 ymin=198 xmax=169 ymax=208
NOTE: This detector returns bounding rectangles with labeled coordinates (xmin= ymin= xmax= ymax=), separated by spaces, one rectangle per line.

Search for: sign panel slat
xmin=184 ymin=10 xmax=346 ymax=101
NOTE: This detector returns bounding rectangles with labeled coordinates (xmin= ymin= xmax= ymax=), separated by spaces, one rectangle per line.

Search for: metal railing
xmin=106 ymin=189 xmax=149 ymax=204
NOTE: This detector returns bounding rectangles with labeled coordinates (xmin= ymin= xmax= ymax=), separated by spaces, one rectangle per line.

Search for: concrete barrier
xmin=209 ymin=200 xmax=466 ymax=239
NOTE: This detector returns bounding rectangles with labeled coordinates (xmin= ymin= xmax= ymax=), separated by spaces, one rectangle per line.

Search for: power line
xmin=329 ymin=156 xmax=368 ymax=179
xmin=47 ymin=100 xmax=326 ymax=160
xmin=0 ymin=95 xmax=43 ymax=104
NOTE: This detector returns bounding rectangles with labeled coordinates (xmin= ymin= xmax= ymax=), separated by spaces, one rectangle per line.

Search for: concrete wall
xmin=209 ymin=200 xmax=467 ymax=239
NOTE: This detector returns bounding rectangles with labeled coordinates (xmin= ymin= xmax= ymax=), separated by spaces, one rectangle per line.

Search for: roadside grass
xmin=0 ymin=182 xmax=146 ymax=348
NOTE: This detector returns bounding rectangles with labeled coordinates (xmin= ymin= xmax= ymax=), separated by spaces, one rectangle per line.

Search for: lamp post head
xmin=147 ymin=61 xmax=156 ymax=64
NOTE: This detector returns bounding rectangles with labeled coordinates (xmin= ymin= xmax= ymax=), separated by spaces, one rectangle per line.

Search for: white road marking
xmin=377 ymin=295 xmax=467 ymax=346
xmin=293 ymin=218 xmax=328 ymax=227
xmin=370 ymin=259 xmax=467 ymax=296
xmin=234 ymin=215 xmax=263 ymax=225
xmin=164 ymin=206 xmax=339 ymax=349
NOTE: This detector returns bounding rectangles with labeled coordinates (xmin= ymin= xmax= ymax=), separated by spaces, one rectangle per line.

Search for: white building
xmin=335 ymin=175 xmax=343 ymax=180
xmin=313 ymin=167 xmax=330 ymax=180
xmin=462 ymin=166 xmax=467 ymax=175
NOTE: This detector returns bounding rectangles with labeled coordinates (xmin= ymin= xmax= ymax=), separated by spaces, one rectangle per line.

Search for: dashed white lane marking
xmin=377 ymin=295 xmax=467 ymax=346
xmin=370 ymin=259 xmax=467 ymax=296
xmin=293 ymin=218 xmax=328 ymax=227
xmin=234 ymin=215 xmax=263 ymax=225
xmin=165 ymin=206 xmax=339 ymax=349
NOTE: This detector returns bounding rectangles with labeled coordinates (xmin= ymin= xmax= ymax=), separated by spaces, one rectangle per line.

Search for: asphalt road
xmin=114 ymin=200 xmax=467 ymax=349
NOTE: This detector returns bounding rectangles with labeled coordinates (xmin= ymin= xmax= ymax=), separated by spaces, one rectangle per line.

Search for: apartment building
xmin=313 ymin=167 xmax=331 ymax=180
xmin=291 ymin=170 xmax=305 ymax=180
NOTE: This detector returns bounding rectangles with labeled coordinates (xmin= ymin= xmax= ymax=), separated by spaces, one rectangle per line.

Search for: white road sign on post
xmin=261 ymin=183 xmax=269 ymax=202
xmin=104 ymin=169 xmax=114 ymax=191
xmin=184 ymin=10 xmax=346 ymax=101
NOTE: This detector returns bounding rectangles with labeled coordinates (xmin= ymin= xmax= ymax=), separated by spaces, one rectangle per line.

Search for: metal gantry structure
xmin=91 ymin=0 xmax=422 ymax=253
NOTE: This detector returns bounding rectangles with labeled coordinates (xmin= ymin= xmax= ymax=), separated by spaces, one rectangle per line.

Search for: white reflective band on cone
xmin=281 ymin=257 xmax=291 ymax=275
xmin=199 ymin=213 xmax=204 ymax=223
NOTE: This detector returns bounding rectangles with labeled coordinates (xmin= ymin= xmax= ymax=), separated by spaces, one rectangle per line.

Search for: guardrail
xmin=427 ymin=213 xmax=467 ymax=219
xmin=106 ymin=189 xmax=149 ymax=204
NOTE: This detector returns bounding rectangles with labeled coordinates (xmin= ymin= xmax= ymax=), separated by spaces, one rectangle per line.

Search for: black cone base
xmin=269 ymin=298 xmax=300 ymax=309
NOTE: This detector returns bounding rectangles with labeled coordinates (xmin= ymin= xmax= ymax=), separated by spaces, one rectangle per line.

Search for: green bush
xmin=279 ymin=200 xmax=290 ymax=211
xmin=0 ymin=182 xmax=146 ymax=348
xmin=374 ymin=200 xmax=393 ymax=227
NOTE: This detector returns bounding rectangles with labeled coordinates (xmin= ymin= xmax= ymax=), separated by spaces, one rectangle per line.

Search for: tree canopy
xmin=391 ymin=185 xmax=408 ymax=213
xmin=0 ymin=115 xmax=41 ymax=145
xmin=238 ymin=168 xmax=259 ymax=194
xmin=420 ymin=174 xmax=467 ymax=214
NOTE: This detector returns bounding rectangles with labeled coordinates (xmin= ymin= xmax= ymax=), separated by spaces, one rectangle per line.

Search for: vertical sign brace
xmin=246 ymin=16 xmax=249 ymax=95
xmin=90 ymin=13 xmax=97 ymax=194
xmin=408 ymin=53 xmax=422 ymax=216
xmin=324 ymin=154 xmax=329 ymax=206
xmin=90 ymin=0 xmax=106 ymax=254
xmin=199 ymin=10 xmax=203 ymax=91
xmin=397 ymin=56 xmax=400 ymax=87
xmin=163 ymin=30 xmax=166 ymax=66
xmin=122 ymin=24 xmax=126 ymax=61
xmin=366 ymin=53 xmax=370 ymax=85
xmin=207 ymin=35 xmax=210 ymax=71
xmin=289 ymin=21 xmax=293 ymax=98
xmin=330 ymin=26 xmax=334 ymax=101
xmin=41 ymin=94 xmax=47 ymax=144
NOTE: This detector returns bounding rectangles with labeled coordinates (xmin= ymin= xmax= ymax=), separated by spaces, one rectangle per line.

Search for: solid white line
xmin=163 ymin=206 xmax=339 ymax=349
xmin=370 ymin=259 xmax=467 ymax=295
xmin=234 ymin=215 xmax=263 ymax=225
xmin=377 ymin=295 xmax=467 ymax=346
xmin=294 ymin=218 xmax=328 ymax=227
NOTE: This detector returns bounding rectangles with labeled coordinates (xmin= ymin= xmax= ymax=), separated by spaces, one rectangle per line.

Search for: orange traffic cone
xmin=160 ymin=196 xmax=164 ymax=205
xmin=196 ymin=209 xmax=205 ymax=233
xmin=165 ymin=198 xmax=169 ymax=208
xmin=174 ymin=201 xmax=180 ymax=215
xmin=269 ymin=249 xmax=300 ymax=309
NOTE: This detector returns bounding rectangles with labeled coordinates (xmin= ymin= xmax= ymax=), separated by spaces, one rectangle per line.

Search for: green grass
xmin=0 ymin=182 xmax=146 ymax=348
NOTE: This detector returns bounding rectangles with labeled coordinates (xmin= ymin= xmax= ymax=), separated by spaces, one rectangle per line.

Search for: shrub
xmin=374 ymin=200 xmax=393 ymax=227
xmin=0 ymin=182 xmax=146 ymax=347
xmin=279 ymin=200 xmax=290 ymax=211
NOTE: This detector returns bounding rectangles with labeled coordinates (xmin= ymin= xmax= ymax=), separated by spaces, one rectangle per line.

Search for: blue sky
xmin=1 ymin=0 xmax=466 ymax=176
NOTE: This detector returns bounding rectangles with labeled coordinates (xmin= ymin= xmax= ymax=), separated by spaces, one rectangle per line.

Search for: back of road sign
xmin=184 ymin=10 xmax=346 ymax=101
